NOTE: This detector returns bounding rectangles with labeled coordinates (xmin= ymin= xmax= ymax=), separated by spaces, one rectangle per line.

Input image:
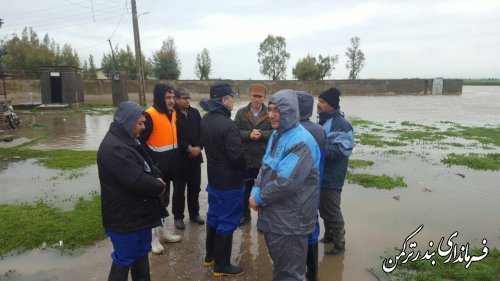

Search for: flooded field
xmin=0 ymin=86 xmax=499 ymax=280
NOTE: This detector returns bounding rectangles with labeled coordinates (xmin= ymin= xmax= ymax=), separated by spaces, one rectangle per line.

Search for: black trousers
xmin=172 ymin=164 xmax=202 ymax=220
xmin=242 ymin=168 xmax=260 ymax=218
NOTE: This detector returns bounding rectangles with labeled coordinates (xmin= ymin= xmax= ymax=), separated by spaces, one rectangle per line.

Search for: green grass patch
xmin=346 ymin=172 xmax=407 ymax=189
xmin=400 ymin=121 xmax=438 ymax=131
xmin=358 ymin=133 xmax=407 ymax=147
xmin=0 ymin=140 xmax=96 ymax=170
xmin=31 ymin=122 xmax=49 ymax=129
xmin=349 ymin=159 xmax=375 ymax=169
xmin=350 ymin=118 xmax=381 ymax=127
xmin=396 ymin=130 xmax=446 ymax=142
xmin=0 ymin=194 xmax=105 ymax=256
xmin=392 ymin=247 xmax=500 ymax=281
xmin=383 ymin=149 xmax=409 ymax=155
xmin=442 ymin=153 xmax=500 ymax=171
xmin=442 ymin=126 xmax=500 ymax=147
xmin=463 ymin=79 xmax=500 ymax=86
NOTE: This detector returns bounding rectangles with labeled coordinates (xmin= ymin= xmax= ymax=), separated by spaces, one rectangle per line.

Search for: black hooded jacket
xmin=98 ymin=101 xmax=165 ymax=232
xmin=199 ymin=99 xmax=246 ymax=189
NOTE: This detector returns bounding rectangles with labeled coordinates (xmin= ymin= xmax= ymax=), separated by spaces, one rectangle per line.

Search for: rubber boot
xmin=151 ymin=227 xmax=164 ymax=254
xmin=204 ymin=226 xmax=216 ymax=267
xmin=306 ymin=243 xmax=319 ymax=281
xmin=107 ymin=262 xmax=130 ymax=281
xmin=213 ymin=233 xmax=244 ymax=277
xmin=159 ymin=220 xmax=181 ymax=243
xmin=320 ymin=228 xmax=334 ymax=243
xmin=325 ymin=228 xmax=345 ymax=255
xmin=130 ymin=254 xmax=151 ymax=281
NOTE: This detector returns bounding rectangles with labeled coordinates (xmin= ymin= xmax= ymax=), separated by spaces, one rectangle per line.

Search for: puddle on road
xmin=1 ymin=86 xmax=499 ymax=280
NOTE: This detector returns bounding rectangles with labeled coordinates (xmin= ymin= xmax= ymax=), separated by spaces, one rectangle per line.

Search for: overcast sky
xmin=1 ymin=0 xmax=499 ymax=80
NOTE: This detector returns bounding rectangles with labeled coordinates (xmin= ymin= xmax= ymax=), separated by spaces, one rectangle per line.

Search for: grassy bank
xmin=463 ymin=79 xmax=500 ymax=86
xmin=391 ymin=247 xmax=500 ymax=281
xmin=0 ymin=139 xmax=96 ymax=170
xmin=442 ymin=153 xmax=500 ymax=171
xmin=0 ymin=194 xmax=104 ymax=257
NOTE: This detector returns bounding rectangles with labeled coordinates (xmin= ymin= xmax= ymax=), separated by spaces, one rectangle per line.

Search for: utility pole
xmin=131 ymin=0 xmax=146 ymax=106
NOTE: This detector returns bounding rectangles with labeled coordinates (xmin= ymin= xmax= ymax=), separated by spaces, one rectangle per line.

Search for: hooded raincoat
xmin=251 ymin=90 xmax=320 ymax=236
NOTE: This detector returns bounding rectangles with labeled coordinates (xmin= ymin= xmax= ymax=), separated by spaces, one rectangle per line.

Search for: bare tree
xmin=345 ymin=36 xmax=365 ymax=80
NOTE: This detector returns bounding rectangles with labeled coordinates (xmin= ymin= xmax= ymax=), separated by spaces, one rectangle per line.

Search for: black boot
xmin=204 ymin=226 xmax=216 ymax=267
xmin=107 ymin=262 xmax=130 ymax=281
xmin=325 ymin=228 xmax=345 ymax=255
xmin=306 ymin=243 xmax=319 ymax=281
xmin=213 ymin=233 xmax=244 ymax=277
xmin=320 ymin=228 xmax=334 ymax=243
xmin=130 ymin=254 xmax=151 ymax=281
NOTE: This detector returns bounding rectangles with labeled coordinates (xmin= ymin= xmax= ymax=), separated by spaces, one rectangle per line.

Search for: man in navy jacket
xmin=317 ymin=87 xmax=355 ymax=255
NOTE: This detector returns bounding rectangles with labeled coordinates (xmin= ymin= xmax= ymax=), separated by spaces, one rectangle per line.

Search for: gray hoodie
xmin=113 ymin=101 xmax=144 ymax=137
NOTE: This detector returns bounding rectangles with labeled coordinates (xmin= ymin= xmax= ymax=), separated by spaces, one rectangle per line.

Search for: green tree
xmin=87 ymin=54 xmax=97 ymax=79
xmin=100 ymin=45 xmax=138 ymax=79
xmin=150 ymin=37 xmax=181 ymax=80
xmin=292 ymin=54 xmax=318 ymax=80
xmin=194 ymin=48 xmax=211 ymax=80
xmin=317 ymin=54 xmax=339 ymax=80
xmin=345 ymin=36 xmax=365 ymax=80
xmin=1 ymin=28 xmax=57 ymax=78
xmin=257 ymin=34 xmax=290 ymax=80
xmin=82 ymin=60 xmax=89 ymax=79
xmin=292 ymin=54 xmax=339 ymax=80
xmin=60 ymin=44 xmax=80 ymax=67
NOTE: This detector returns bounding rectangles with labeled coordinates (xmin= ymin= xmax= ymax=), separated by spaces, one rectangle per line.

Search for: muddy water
xmin=1 ymin=86 xmax=499 ymax=280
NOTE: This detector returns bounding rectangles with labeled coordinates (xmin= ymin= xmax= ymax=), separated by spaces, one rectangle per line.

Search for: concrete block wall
xmin=3 ymin=79 xmax=463 ymax=104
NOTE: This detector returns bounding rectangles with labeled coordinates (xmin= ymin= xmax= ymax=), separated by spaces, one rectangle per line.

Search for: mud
xmin=0 ymin=86 xmax=499 ymax=280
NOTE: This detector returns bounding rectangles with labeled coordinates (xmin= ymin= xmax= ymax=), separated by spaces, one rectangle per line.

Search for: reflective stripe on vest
xmin=148 ymin=143 xmax=178 ymax=152
xmin=145 ymin=106 xmax=177 ymax=152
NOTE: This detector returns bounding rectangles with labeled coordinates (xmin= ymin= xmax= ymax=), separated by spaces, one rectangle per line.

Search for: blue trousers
xmin=105 ymin=228 xmax=152 ymax=267
xmin=206 ymin=184 xmax=244 ymax=234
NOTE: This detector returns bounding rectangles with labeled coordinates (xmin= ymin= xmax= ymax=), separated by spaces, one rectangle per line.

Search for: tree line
xmin=0 ymin=27 xmax=365 ymax=80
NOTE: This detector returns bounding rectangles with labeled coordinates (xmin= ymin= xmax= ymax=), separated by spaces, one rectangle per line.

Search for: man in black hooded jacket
xmin=139 ymin=83 xmax=181 ymax=254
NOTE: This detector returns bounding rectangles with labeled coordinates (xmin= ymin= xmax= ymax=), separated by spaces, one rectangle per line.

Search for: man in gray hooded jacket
xmin=250 ymin=90 xmax=320 ymax=281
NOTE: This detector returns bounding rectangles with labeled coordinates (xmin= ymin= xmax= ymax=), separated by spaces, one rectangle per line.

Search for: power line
xmin=109 ymin=1 xmax=128 ymax=39
xmin=1 ymin=10 xmax=126 ymax=35
xmin=3 ymin=8 xmax=124 ymax=30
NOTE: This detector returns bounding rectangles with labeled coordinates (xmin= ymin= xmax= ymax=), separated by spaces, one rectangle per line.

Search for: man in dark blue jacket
xmin=199 ymin=81 xmax=247 ymax=276
xmin=98 ymin=101 xmax=166 ymax=281
xmin=317 ymin=87 xmax=355 ymax=255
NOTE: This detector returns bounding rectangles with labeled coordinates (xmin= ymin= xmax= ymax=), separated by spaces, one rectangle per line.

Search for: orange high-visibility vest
xmin=145 ymin=107 xmax=178 ymax=152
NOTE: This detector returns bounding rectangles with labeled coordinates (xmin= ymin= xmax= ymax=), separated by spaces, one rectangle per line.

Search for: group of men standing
xmin=97 ymin=81 xmax=354 ymax=281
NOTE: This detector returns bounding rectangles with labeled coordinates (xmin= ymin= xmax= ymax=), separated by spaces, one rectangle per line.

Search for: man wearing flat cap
xmin=199 ymin=81 xmax=247 ymax=276
xmin=234 ymin=83 xmax=272 ymax=227
xmin=317 ymin=87 xmax=355 ymax=256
